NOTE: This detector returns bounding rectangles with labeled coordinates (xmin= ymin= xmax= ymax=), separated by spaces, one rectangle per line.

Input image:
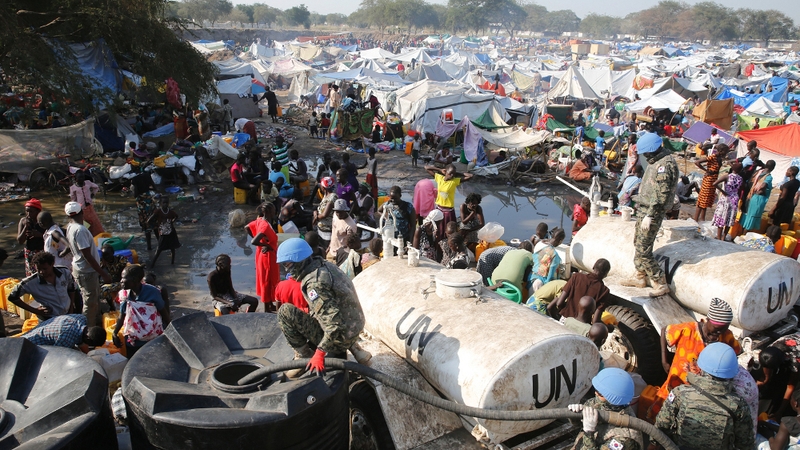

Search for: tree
xmin=634 ymin=1 xmax=688 ymax=38
xmin=253 ymin=4 xmax=278 ymax=27
xmin=491 ymin=0 xmax=527 ymax=37
xmin=185 ymin=0 xmax=233 ymax=26
xmin=740 ymin=9 xmax=796 ymax=46
xmin=226 ymin=8 xmax=249 ymax=27
xmin=688 ymin=2 xmax=739 ymax=42
xmin=284 ymin=4 xmax=311 ymax=29
xmin=235 ymin=4 xmax=255 ymax=25
xmin=0 ymin=0 xmax=217 ymax=118
xmin=579 ymin=13 xmax=621 ymax=39
xmin=545 ymin=10 xmax=580 ymax=34
xmin=325 ymin=13 xmax=348 ymax=26
xmin=522 ymin=3 xmax=549 ymax=32
xmin=446 ymin=0 xmax=490 ymax=34
xmin=309 ymin=12 xmax=325 ymax=27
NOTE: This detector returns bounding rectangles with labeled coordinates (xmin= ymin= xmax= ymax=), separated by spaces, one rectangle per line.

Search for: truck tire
xmin=349 ymin=381 xmax=395 ymax=450
xmin=604 ymin=305 xmax=666 ymax=386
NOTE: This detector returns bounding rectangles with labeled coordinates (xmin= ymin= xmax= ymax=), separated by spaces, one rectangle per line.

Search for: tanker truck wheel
xmin=349 ymin=381 xmax=396 ymax=450
xmin=603 ymin=305 xmax=666 ymax=386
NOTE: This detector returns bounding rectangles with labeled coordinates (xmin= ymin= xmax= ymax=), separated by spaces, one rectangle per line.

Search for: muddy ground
xmin=0 ymin=93 xmax=782 ymax=335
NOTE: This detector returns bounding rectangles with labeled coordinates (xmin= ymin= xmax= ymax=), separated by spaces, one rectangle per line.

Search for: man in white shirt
xmin=38 ymin=211 xmax=72 ymax=270
xmin=64 ymin=202 xmax=111 ymax=326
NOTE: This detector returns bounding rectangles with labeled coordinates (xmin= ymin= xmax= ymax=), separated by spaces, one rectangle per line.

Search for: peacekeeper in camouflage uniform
xmin=621 ymin=132 xmax=679 ymax=298
xmin=655 ymin=343 xmax=754 ymax=450
xmin=275 ymin=238 xmax=365 ymax=378
xmin=568 ymin=368 xmax=643 ymax=450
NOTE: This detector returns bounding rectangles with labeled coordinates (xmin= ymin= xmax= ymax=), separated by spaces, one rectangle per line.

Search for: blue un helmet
xmin=276 ymin=238 xmax=313 ymax=263
xmin=637 ymin=132 xmax=663 ymax=154
xmin=697 ymin=342 xmax=739 ymax=379
xmin=592 ymin=368 xmax=635 ymax=406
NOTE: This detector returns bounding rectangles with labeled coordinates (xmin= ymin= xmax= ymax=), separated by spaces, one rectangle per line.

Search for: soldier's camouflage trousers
xmin=634 ymin=214 xmax=664 ymax=279
xmin=278 ymin=304 xmax=324 ymax=351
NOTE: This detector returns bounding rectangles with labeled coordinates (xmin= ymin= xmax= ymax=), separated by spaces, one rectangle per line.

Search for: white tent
xmin=547 ymin=65 xmax=602 ymax=100
xmin=406 ymin=64 xmax=452 ymax=82
xmin=394 ymin=80 xmax=509 ymax=133
xmin=579 ymin=68 xmax=637 ymax=99
xmin=359 ymin=47 xmax=396 ymax=60
xmin=348 ymin=58 xmax=395 ymax=73
xmin=249 ymin=43 xmax=284 ymax=59
xmin=213 ymin=60 xmax=268 ymax=86
xmin=215 ymin=77 xmax=260 ymax=118
xmin=392 ymin=48 xmax=434 ymax=64
xmin=746 ymin=97 xmax=786 ymax=117
xmin=625 ymin=89 xmax=687 ymax=113
xmin=190 ymin=41 xmax=226 ymax=54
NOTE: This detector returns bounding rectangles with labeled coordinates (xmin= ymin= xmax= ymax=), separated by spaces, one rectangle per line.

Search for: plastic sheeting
xmin=0 ymin=119 xmax=99 ymax=173
xmin=625 ymin=90 xmax=687 ymax=113
xmin=736 ymin=124 xmax=800 ymax=187
xmin=547 ymin=66 xmax=601 ymax=100
xmin=70 ymin=40 xmax=122 ymax=94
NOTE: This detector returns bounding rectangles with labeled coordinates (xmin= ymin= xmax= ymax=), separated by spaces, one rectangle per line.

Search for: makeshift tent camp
xmin=682 ymin=121 xmax=737 ymax=146
xmin=745 ymin=97 xmax=785 ymax=117
xmin=693 ymin=98 xmax=734 ymax=130
xmin=625 ymin=90 xmax=687 ymax=113
xmin=392 ymin=48 xmax=434 ymax=64
xmin=736 ymin=124 xmax=800 ymax=186
xmin=406 ymin=64 xmax=452 ymax=82
xmin=547 ymin=66 xmax=601 ymax=100
xmin=359 ymin=47 xmax=396 ymax=60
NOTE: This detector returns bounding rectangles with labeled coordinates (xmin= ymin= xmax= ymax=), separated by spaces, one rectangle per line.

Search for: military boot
xmin=649 ymin=274 xmax=671 ymax=297
xmin=285 ymin=344 xmax=315 ymax=378
xmin=350 ymin=342 xmax=372 ymax=364
xmin=620 ymin=271 xmax=647 ymax=288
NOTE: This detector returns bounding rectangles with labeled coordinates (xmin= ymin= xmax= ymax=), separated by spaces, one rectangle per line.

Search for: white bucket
xmin=407 ymin=247 xmax=420 ymax=267
xmin=620 ymin=206 xmax=633 ymax=222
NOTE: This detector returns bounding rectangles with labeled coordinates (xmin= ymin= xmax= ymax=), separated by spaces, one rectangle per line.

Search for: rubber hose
xmin=239 ymin=358 xmax=678 ymax=450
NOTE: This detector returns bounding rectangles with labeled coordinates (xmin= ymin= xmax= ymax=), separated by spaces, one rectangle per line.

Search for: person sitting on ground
xmin=112 ymin=264 xmax=170 ymax=358
xmin=494 ymin=150 xmax=507 ymax=164
xmin=99 ymin=244 xmax=129 ymax=311
xmin=21 ymin=313 xmax=105 ymax=353
xmin=547 ymin=258 xmax=610 ymax=320
xmin=361 ymin=238 xmax=383 ymax=270
xmin=648 ymin=297 xmax=741 ymax=419
xmin=572 ymin=197 xmax=591 ymax=235
xmin=740 ymin=225 xmax=782 ymax=253
xmin=440 ymin=232 xmax=469 ymax=269
xmin=371 ymin=124 xmax=382 ymax=144
xmin=274 ymin=276 xmax=308 ymax=313
xmin=530 ymin=222 xmax=549 ymax=250
xmin=618 ymin=165 xmax=643 ymax=208
xmin=675 ymin=175 xmax=700 ymax=202
xmin=568 ymin=149 xmax=594 ymax=182
xmin=488 ymin=241 xmax=534 ymax=295
xmin=529 ymin=228 xmax=566 ymax=292
xmin=433 ymin=144 xmax=454 ymax=166
xmin=9 ymin=251 xmax=76 ymax=321
xmin=336 ymin=233 xmax=363 ymax=279
xmin=208 ymin=254 xmax=259 ymax=315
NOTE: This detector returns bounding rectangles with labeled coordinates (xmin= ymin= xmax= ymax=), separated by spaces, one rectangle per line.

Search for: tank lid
xmin=435 ymin=269 xmax=483 ymax=287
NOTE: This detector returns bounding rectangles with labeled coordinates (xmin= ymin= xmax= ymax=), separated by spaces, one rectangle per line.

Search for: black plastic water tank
xmin=122 ymin=312 xmax=349 ymax=450
xmin=0 ymin=338 xmax=118 ymax=449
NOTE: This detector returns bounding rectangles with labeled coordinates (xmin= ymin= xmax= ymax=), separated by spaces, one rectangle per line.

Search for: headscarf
xmin=25 ymin=198 xmax=42 ymax=210
xmin=707 ymin=298 xmax=733 ymax=325
xmin=422 ymin=209 xmax=444 ymax=235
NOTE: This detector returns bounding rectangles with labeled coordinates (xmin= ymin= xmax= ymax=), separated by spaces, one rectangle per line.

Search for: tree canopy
xmin=1 ymin=0 xmax=217 ymax=116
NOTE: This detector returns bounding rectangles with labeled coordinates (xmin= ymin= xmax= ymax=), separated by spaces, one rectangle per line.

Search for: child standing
xmin=149 ymin=196 xmax=180 ymax=267
xmin=308 ymin=112 xmax=319 ymax=138
xmin=319 ymin=113 xmax=330 ymax=139
xmin=411 ymin=134 xmax=421 ymax=167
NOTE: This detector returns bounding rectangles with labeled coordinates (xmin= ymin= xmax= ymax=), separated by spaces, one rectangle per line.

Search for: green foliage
xmin=0 ymin=0 xmax=217 ymax=115
xmin=326 ymin=13 xmax=348 ymax=26
xmin=235 ymin=4 xmax=255 ymax=23
xmin=253 ymin=4 xmax=279 ymax=27
xmin=579 ymin=13 xmax=621 ymax=39
xmin=544 ymin=10 xmax=580 ymax=34
xmin=740 ymin=9 xmax=797 ymax=45
xmin=185 ymin=0 xmax=233 ymax=25
xmin=284 ymin=4 xmax=311 ymax=29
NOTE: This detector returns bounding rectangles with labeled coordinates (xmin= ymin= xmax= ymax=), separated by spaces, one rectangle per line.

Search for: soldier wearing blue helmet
xmin=276 ymin=237 xmax=366 ymax=378
xmin=568 ymin=367 xmax=643 ymax=449
xmin=655 ymin=342 xmax=754 ymax=450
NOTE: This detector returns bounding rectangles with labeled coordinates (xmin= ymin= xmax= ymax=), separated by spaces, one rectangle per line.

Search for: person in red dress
xmin=246 ymin=203 xmax=280 ymax=312
xmin=572 ymin=197 xmax=591 ymax=235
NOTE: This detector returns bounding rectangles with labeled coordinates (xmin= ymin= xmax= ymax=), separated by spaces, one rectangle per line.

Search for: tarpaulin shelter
xmin=471 ymin=108 xmax=509 ymax=129
xmin=0 ymin=119 xmax=100 ymax=173
xmin=393 ymin=80 xmax=509 ymax=133
xmin=736 ymin=124 xmax=800 ymax=186
xmin=625 ymin=90 xmax=687 ymax=113
xmin=70 ymin=40 xmax=122 ymax=95
xmin=737 ymin=113 xmax=784 ymax=131
xmin=406 ymin=64 xmax=453 ymax=82
xmin=579 ymin=68 xmax=636 ymax=99
xmin=359 ymin=47 xmax=396 ymax=60
xmin=190 ymin=40 xmax=227 ymax=54
xmin=681 ymin=121 xmax=737 ymax=146
xmin=216 ymin=77 xmax=260 ymax=118
xmin=547 ymin=66 xmax=601 ymax=100
xmin=693 ymin=98 xmax=734 ymax=130
xmin=392 ymin=48 xmax=434 ymax=64
xmin=745 ymin=97 xmax=786 ymax=117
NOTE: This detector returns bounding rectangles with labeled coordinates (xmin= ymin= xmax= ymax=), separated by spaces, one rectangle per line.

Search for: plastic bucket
xmin=234 ymin=187 xmax=248 ymax=205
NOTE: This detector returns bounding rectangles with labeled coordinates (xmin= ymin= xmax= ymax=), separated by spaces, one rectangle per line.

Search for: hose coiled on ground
xmin=239 ymin=358 xmax=678 ymax=450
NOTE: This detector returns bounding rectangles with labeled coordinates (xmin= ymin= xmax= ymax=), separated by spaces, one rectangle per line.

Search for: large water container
xmin=352 ymin=258 xmax=600 ymax=443
xmin=0 ymin=338 xmax=118 ymax=449
xmin=122 ymin=313 xmax=349 ymax=449
xmin=570 ymin=216 xmax=800 ymax=331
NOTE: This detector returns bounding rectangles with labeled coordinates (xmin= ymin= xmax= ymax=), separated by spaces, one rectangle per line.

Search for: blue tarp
xmin=69 ymin=40 xmax=122 ymax=94
xmin=143 ymin=123 xmax=175 ymax=138
xmin=474 ymin=53 xmax=491 ymax=65
xmin=716 ymin=85 xmax=788 ymax=108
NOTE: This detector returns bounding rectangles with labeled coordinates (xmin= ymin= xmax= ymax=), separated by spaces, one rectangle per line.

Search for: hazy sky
xmin=234 ymin=0 xmax=800 ymax=24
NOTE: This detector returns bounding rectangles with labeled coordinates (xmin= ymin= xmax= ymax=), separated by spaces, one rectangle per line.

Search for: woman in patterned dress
xmin=711 ymin=162 xmax=743 ymax=241
xmin=694 ymin=143 xmax=731 ymax=223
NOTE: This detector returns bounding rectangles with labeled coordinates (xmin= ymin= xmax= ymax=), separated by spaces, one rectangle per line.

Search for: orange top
xmin=647 ymin=320 xmax=741 ymax=419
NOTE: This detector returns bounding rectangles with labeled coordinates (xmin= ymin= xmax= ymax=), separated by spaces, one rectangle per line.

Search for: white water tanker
xmin=352 ymin=257 xmax=600 ymax=443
